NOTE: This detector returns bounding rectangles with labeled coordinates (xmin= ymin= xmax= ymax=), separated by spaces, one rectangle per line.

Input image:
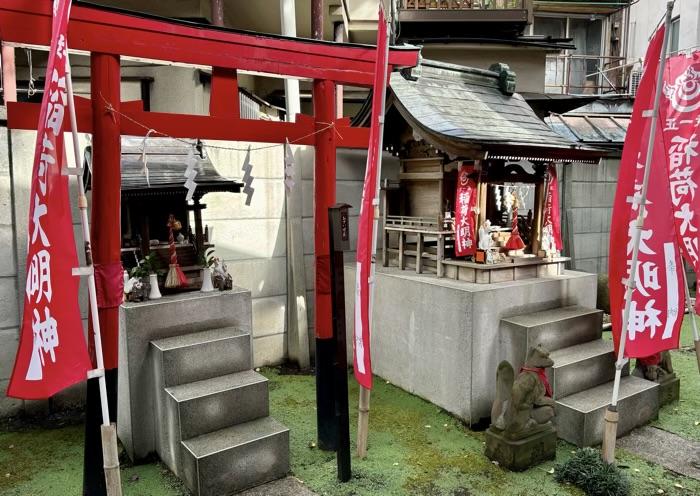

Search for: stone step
xmin=181 ymin=416 xmax=290 ymax=496
xmin=501 ymin=306 xmax=603 ymax=356
xmin=152 ymin=326 xmax=251 ymax=387
xmin=547 ymin=339 xmax=629 ymax=399
xmin=166 ymin=370 xmax=270 ymax=441
xmin=158 ymin=370 xmax=270 ymax=473
xmin=555 ymin=375 xmax=659 ymax=447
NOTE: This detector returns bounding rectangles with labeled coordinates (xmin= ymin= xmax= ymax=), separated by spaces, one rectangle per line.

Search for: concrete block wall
xmin=202 ymin=141 xmax=298 ymax=367
xmin=560 ymin=158 xmax=620 ymax=276
xmin=299 ymin=148 xmax=399 ymax=343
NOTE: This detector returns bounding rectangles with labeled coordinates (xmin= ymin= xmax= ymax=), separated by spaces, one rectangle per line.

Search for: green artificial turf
xmin=651 ymin=316 xmax=700 ymax=443
xmin=2 ymin=317 xmax=700 ymax=496
xmin=260 ymin=367 xmax=700 ymax=496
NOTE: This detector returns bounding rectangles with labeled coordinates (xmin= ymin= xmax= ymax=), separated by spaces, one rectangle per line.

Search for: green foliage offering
xmin=554 ymin=447 xmax=630 ymax=496
xmin=199 ymin=247 xmax=217 ymax=268
xmin=131 ymin=251 xmax=161 ymax=278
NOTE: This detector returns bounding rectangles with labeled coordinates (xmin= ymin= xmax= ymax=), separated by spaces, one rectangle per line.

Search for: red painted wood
xmin=89 ymin=53 xmax=121 ymax=370
xmin=0 ymin=1 xmax=419 ymax=88
xmin=210 ymin=67 xmax=240 ymax=117
xmin=313 ymin=79 xmax=336 ymax=340
xmin=7 ymin=101 xmax=370 ymax=148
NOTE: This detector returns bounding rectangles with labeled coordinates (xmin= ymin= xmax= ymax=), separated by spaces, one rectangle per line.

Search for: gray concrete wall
xmin=560 ymin=158 xmax=620 ymax=276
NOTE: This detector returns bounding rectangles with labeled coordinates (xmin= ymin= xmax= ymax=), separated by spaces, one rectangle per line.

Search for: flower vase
xmin=148 ymin=273 xmax=162 ymax=299
xmin=201 ymin=268 xmax=215 ymax=292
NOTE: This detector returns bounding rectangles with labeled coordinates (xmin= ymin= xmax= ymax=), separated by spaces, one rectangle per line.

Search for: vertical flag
xmin=609 ymin=26 xmax=685 ymax=358
xmin=353 ymin=7 xmax=389 ymax=390
xmin=660 ymin=53 xmax=700 ymax=312
xmin=542 ymin=164 xmax=562 ymax=250
xmin=7 ymin=0 xmax=92 ymax=399
xmin=454 ymin=165 xmax=477 ymax=257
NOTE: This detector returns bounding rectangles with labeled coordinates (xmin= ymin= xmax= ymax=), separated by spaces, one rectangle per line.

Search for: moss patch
xmin=0 ymin=424 xmax=188 ymax=496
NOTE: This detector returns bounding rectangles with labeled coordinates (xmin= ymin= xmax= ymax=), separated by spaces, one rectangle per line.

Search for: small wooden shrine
xmin=374 ymin=59 xmax=606 ymax=283
xmin=84 ymin=137 xmax=243 ymax=284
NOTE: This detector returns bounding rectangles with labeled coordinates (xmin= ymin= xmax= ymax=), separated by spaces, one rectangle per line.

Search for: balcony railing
xmin=403 ymin=0 xmax=526 ymax=9
xmin=545 ymin=54 xmax=627 ymax=95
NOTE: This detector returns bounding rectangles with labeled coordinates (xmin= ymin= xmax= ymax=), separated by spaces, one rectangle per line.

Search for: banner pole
xmin=602 ymin=0 xmax=674 ymax=465
xmin=65 ymin=53 xmax=122 ymax=496
xmin=679 ymin=257 xmax=700 ymax=372
xmin=357 ymin=4 xmax=391 ymax=460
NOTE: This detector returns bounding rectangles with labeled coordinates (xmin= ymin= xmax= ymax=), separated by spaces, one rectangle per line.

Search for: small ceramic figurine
xmin=478 ymin=220 xmax=492 ymax=251
xmin=212 ymin=259 xmax=233 ymax=291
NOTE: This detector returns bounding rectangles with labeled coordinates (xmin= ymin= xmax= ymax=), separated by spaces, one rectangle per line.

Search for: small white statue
xmin=478 ymin=220 xmax=492 ymax=251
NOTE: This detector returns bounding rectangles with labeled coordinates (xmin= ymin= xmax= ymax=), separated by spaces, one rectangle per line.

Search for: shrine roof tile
xmin=390 ymin=59 xmax=607 ymax=162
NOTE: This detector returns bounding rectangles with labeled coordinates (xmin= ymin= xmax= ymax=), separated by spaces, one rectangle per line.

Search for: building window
xmin=670 ymin=17 xmax=680 ymax=54
xmin=535 ymin=15 xmax=610 ymax=95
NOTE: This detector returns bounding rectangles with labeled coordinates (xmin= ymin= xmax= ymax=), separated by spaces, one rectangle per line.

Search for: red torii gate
xmin=0 ymin=0 xmax=419 ymax=366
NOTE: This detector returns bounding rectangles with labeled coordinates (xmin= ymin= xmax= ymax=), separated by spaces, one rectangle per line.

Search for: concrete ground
xmin=618 ymin=426 xmax=700 ymax=481
xmin=238 ymin=477 xmax=317 ymax=496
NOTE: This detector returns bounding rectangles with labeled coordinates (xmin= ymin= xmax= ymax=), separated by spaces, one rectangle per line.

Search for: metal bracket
xmin=87 ymin=368 xmax=105 ymax=379
xmin=62 ymin=167 xmax=84 ymax=176
xmin=642 ymin=110 xmax=657 ymax=118
xmin=72 ymin=266 xmax=94 ymax=276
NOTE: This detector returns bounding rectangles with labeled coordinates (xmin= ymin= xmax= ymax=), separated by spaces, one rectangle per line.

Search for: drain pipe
xmin=281 ymin=0 xmax=310 ymax=370
xmin=1 ymin=45 xmax=16 ymax=103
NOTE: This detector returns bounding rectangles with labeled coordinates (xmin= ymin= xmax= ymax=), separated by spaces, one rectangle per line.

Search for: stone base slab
xmin=658 ymin=375 xmax=680 ymax=407
xmin=485 ymin=425 xmax=557 ymax=472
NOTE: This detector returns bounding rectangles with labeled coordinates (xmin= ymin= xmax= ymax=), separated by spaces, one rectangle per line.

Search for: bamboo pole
xmin=680 ymin=258 xmax=700 ymax=373
xmin=66 ymin=53 xmax=122 ymax=496
xmin=601 ymin=1 xmax=674 ymax=465
xmin=357 ymin=4 xmax=391 ymax=460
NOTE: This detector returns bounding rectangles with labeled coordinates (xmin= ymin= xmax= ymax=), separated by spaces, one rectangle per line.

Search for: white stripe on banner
xmin=663 ymin=242 xmax=680 ymax=340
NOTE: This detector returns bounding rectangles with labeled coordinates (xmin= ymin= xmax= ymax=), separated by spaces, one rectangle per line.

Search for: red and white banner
xmin=7 ymin=0 xmax=92 ymax=399
xmin=542 ymin=165 xmax=562 ymax=251
xmin=660 ymin=53 xmax=700 ymax=313
xmin=609 ymin=26 xmax=685 ymax=358
xmin=454 ymin=165 xmax=477 ymax=257
xmin=353 ymin=8 xmax=389 ymax=390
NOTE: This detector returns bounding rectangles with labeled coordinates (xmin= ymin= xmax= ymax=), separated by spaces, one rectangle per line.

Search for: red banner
xmin=609 ymin=26 xmax=685 ymax=358
xmin=454 ymin=165 xmax=477 ymax=257
xmin=7 ymin=0 xmax=92 ymax=399
xmin=353 ymin=8 xmax=389 ymax=390
xmin=660 ymin=53 xmax=700 ymax=313
xmin=542 ymin=165 xmax=562 ymax=251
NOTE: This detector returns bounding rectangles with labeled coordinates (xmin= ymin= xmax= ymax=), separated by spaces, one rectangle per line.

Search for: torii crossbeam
xmin=0 ymin=0 xmax=419 ymax=490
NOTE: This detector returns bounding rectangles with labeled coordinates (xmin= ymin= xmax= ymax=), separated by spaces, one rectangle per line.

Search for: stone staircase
xmin=118 ymin=290 xmax=289 ymax=496
xmin=501 ymin=305 xmax=659 ymax=447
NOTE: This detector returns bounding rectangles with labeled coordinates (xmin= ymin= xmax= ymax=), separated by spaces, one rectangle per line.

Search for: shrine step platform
xmin=119 ymin=289 xmax=289 ymax=496
xmin=502 ymin=305 xmax=661 ymax=447
xmin=555 ymin=376 xmax=659 ymax=447
xmin=442 ymin=257 xmax=569 ymax=284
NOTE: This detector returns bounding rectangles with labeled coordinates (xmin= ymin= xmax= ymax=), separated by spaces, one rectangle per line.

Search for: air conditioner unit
xmin=628 ymin=70 xmax=642 ymax=96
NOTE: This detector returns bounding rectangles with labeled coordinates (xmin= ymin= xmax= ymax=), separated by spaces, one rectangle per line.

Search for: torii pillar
xmin=313 ymin=78 xmax=338 ymax=450
xmin=83 ymin=52 xmax=121 ymax=496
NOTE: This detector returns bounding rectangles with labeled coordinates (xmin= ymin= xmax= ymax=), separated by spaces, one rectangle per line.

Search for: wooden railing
xmin=402 ymin=0 xmax=526 ymax=9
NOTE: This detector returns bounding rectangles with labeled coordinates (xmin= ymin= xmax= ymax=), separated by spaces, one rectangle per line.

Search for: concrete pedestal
xmin=658 ymin=374 xmax=680 ymax=407
xmin=485 ymin=425 xmax=557 ymax=472
xmin=118 ymin=288 xmax=252 ymax=462
xmin=343 ymin=265 xmax=597 ymax=424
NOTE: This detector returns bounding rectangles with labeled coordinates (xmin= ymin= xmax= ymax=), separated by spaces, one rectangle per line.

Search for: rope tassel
xmin=165 ymin=214 xmax=188 ymax=288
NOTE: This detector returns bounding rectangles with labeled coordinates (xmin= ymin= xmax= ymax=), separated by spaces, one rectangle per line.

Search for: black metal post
xmin=329 ymin=204 xmax=352 ymax=481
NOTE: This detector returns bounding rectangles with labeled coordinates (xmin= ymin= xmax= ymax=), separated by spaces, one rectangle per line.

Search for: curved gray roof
xmin=390 ymin=59 xmax=607 ymax=162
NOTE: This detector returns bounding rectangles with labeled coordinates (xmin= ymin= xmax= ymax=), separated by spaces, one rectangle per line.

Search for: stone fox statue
xmin=491 ymin=345 xmax=556 ymax=438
